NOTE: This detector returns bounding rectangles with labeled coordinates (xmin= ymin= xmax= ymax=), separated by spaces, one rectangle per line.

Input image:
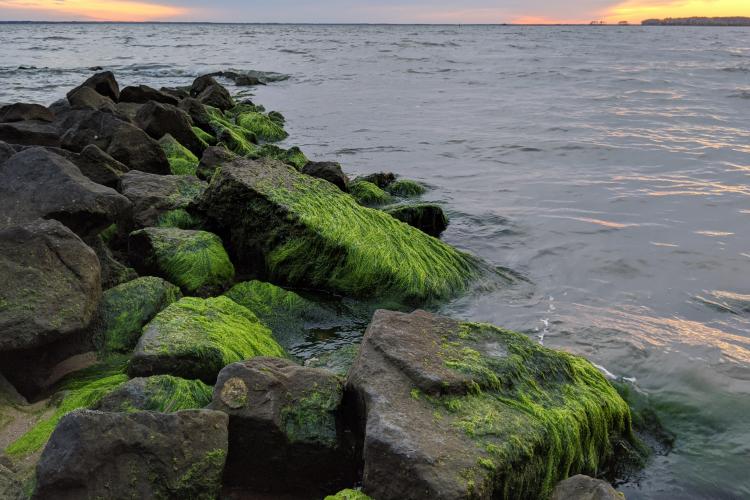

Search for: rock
xmin=114 ymin=101 xmax=143 ymax=122
xmin=346 ymin=309 xmax=642 ymax=500
xmin=385 ymin=203 xmax=449 ymax=237
xmin=119 ymin=84 xmax=179 ymax=105
xmin=302 ymin=161 xmax=350 ymax=192
xmin=58 ymin=109 xmax=170 ymax=174
xmin=196 ymin=145 xmax=236 ymax=180
xmin=358 ymin=172 xmax=396 ymax=189
xmin=160 ymin=86 xmax=190 ymax=100
xmin=135 ymin=101 xmax=205 ymax=156
xmin=33 ymin=144 xmax=128 ymax=189
xmin=67 ymin=71 xmax=120 ymax=101
xmin=197 ymin=84 xmax=235 ymax=111
xmin=120 ymin=169 xmax=206 ymax=229
xmin=0 ymin=465 xmax=23 ymax=500
xmin=252 ymin=144 xmax=309 ymax=170
xmin=0 ymin=219 xmax=101 ymax=352
xmin=33 ymin=409 xmax=228 ymax=499
xmin=66 ymin=86 xmax=117 ymax=113
xmin=128 ymin=227 xmax=233 ymax=296
xmin=159 ymin=133 xmax=200 ymax=175
xmin=0 ymin=140 xmax=16 ymax=164
xmin=0 ymin=102 xmax=54 ymax=123
xmin=88 ymin=233 xmax=138 ymax=289
xmin=96 ymin=276 xmax=182 ymax=353
xmin=0 ymin=120 xmax=60 ymax=147
xmin=128 ymin=296 xmax=285 ymax=383
xmin=94 ymin=375 xmax=212 ymax=412
xmin=551 ymin=475 xmax=624 ymax=500
xmin=190 ymin=74 xmax=220 ymax=97
xmin=178 ymin=97 xmax=213 ymax=131
xmin=325 ymin=489 xmax=373 ymax=500
xmin=197 ymin=157 xmax=479 ymax=303
xmin=209 ymin=357 xmax=357 ymax=495
xmin=235 ymin=110 xmax=288 ymax=142
xmin=385 ymin=179 xmax=427 ymax=197
xmin=0 ymin=148 xmax=131 ymax=237
xmin=349 ymin=180 xmax=393 ymax=206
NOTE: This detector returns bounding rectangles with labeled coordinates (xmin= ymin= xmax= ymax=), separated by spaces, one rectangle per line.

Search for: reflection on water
xmin=0 ymin=23 xmax=748 ymax=499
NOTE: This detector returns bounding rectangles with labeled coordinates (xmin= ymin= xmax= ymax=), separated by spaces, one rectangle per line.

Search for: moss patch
xmin=349 ymin=180 xmax=393 ymax=207
xmin=251 ymin=144 xmax=308 ymax=170
xmin=281 ymin=381 xmax=341 ymax=446
xmin=324 ymin=489 xmax=372 ymax=500
xmin=97 ymin=375 xmax=213 ymax=413
xmin=192 ymin=126 xmax=216 ymax=147
xmin=236 ymin=111 xmax=288 ymax=142
xmin=157 ymin=208 xmax=203 ymax=230
xmin=206 ymin=106 xmax=258 ymax=156
xmin=386 ymin=179 xmax=427 ymax=197
xmin=159 ymin=134 xmax=200 ymax=176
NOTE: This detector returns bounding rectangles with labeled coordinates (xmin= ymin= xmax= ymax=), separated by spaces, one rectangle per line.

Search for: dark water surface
xmin=1 ymin=23 xmax=749 ymax=499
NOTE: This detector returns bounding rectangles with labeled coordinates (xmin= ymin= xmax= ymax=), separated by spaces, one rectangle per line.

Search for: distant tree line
xmin=642 ymin=17 xmax=750 ymax=26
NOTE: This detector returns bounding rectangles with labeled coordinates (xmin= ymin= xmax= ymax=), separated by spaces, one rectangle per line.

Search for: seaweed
xmin=349 ymin=180 xmax=393 ymax=206
xmin=236 ymin=111 xmax=289 ymax=142
xmin=386 ymin=179 xmax=427 ymax=197
xmin=159 ymin=134 xmax=199 ymax=176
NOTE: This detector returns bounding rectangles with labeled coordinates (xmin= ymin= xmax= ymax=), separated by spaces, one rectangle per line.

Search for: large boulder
xmin=551 ymin=475 xmax=624 ymax=500
xmin=346 ymin=309 xmax=641 ymax=500
xmin=196 ymin=145 xmax=236 ymax=180
xmin=191 ymin=76 xmax=234 ymax=111
xmin=128 ymin=227 xmax=234 ymax=296
xmin=302 ymin=161 xmax=350 ymax=192
xmin=0 ymin=102 xmax=54 ymax=123
xmin=128 ymin=296 xmax=285 ymax=383
xmin=120 ymin=169 xmax=206 ymax=229
xmin=179 ymin=97 xmax=213 ymax=132
xmin=135 ymin=101 xmax=205 ymax=156
xmin=94 ymin=375 xmax=212 ymax=413
xmin=210 ymin=357 xmax=357 ymax=495
xmin=0 ymin=120 xmax=60 ymax=147
xmin=0 ymin=148 xmax=131 ymax=238
xmin=0 ymin=219 xmax=101 ymax=352
xmin=67 ymin=71 xmax=120 ymax=101
xmin=33 ymin=409 xmax=228 ymax=499
xmin=197 ymin=157 xmax=480 ymax=304
xmin=120 ymin=84 xmax=179 ymax=105
xmin=66 ymin=86 xmax=117 ymax=113
xmin=385 ymin=203 xmax=449 ymax=237
xmin=96 ymin=276 xmax=182 ymax=353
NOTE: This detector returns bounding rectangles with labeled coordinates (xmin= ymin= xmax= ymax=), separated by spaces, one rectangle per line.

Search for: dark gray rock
xmin=551 ymin=475 xmax=624 ymax=500
xmin=0 ymin=219 xmax=101 ymax=352
xmin=0 ymin=120 xmax=60 ymax=147
xmin=0 ymin=148 xmax=131 ymax=237
xmin=190 ymin=75 xmax=219 ymax=97
xmin=33 ymin=409 xmax=228 ymax=500
xmin=135 ymin=101 xmax=205 ymax=156
xmin=120 ymin=169 xmax=206 ymax=229
xmin=191 ymin=76 xmax=234 ymax=111
xmin=67 ymin=71 xmax=120 ymax=101
xmin=0 ymin=140 xmax=16 ymax=164
xmin=114 ymin=101 xmax=143 ymax=122
xmin=66 ymin=86 xmax=117 ymax=113
xmin=87 ymin=235 xmax=138 ymax=290
xmin=160 ymin=86 xmax=190 ymax=100
xmin=385 ymin=203 xmax=449 ymax=237
xmin=178 ymin=97 xmax=212 ymax=132
xmin=0 ymin=102 xmax=54 ymax=123
xmin=120 ymin=84 xmax=179 ymax=105
xmin=359 ymin=171 xmax=396 ymax=188
xmin=196 ymin=145 xmax=236 ymax=180
xmin=34 ymin=144 xmax=128 ymax=189
xmin=210 ymin=357 xmax=357 ymax=496
xmin=0 ymin=465 xmax=23 ymax=500
xmin=302 ymin=161 xmax=349 ymax=192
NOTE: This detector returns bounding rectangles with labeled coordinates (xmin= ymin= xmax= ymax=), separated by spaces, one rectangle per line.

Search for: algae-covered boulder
xmin=358 ymin=171 xmax=395 ymax=188
xmin=0 ymin=219 xmax=101 ymax=353
xmin=349 ymin=180 xmax=393 ymax=206
xmin=94 ymin=375 xmax=212 ymax=413
xmin=158 ymin=133 xmax=200 ymax=175
xmin=128 ymin=227 xmax=234 ymax=296
xmin=346 ymin=309 xmax=641 ymax=500
xmin=198 ymin=158 xmax=479 ymax=304
xmin=128 ymin=296 xmax=285 ymax=383
xmin=386 ymin=178 xmax=427 ymax=197
xmin=120 ymin=169 xmax=206 ymax=229
xmin=97 ymin=276 xmax=182 ymax=353
xmin=210 ymin=357 xmax=356 ymax=496
xmin=551 ymin=475 xmax=624 ymax=500
xmin=325 ymin=489 xmax=373 ymax=500
xmin=235 ymin=110 xmax=288 ymax=142
xmin=252 ymin=143 xmax=308 ymax=169
xmin=385 ymin=203 xmax=449 ymax=237
xmin=33 ymin=409 xmax=228 ymax=500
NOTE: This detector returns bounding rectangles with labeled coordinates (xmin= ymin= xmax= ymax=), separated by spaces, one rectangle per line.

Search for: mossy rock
xmin=128 ymin=296 xmax=285 ymax=383
xmin=250 ymin=144 xmax=308 ymax=170
xmin=191 ymin=126 xmax=216 ymax=147
xmin=346 ymin=310 xmax=645 ymax=500
xmin=236 ymin=111 xmax=288 ymax=142
xmin=206 ymin=106 xmax=258 ymax=156
xmin=120 ymin=170 xmax=206 ymax=230
xmin=94 ymin=375 xmax=212 ymax=413
xmin=198 ymin=158 xmax=481 ymax=304
xmin=385 ymin=203 xmax=449 ymax=237
xmin=386 ymin=179 xmax=427 ymax=197
xmin=96 ymin=276 xmax=182 ymax=354
xmin=349 ymin=180 xmax=393 ymax=207
xmin=325 ymin=489 xmax=373 ymax=500
xmin=128 ymin=227 xmax=235 ymax=296
xmin=159 ymin=133 xmax=200 ymax=176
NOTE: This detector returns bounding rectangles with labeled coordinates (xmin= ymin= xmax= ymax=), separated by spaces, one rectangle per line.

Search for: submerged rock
xmin=128 ymin=296 xmax=284 ymax=383
xmin=119 ymin=84 xmax=179 ymax=105
xmin=0 ymin=102 xmax=54 ymax=123
xmin=120 ymin=169 xmax=206 ymax=230
xmin=0 ymin=219 xmax=100 ymax=352
xmin=0 ymin=148 xmax=131 ymax=238
xmin=135 ymin=101 xmax=205 ymax=156
xmin=302 ymin=160 xmax=350 ymax=191
xmin=349 ymin=180 xmax=393 ymax=206
xmin=67 ymin=71 xmax=120 ymax=101
xmin=385 ymin=203 xmax=449 ymax=237
xmin=96 ymin=276 xmax=182 ymax=354
xmin=551 ymin=475 xmax=624 ymax=500
xmin=33 ymin=409 xmax=228 ymax=500
xmin=210 ymin=357 xmax=357 ymax=495
xmin=128 ymin=227 xmax=234 ymax=296
xmin=346 ymin=309 xmax=641 ymax=500
xmin=198 ymin=157 xmax=479 ymax=303
xmin=94 ymin=375 xmax=212 ymax=413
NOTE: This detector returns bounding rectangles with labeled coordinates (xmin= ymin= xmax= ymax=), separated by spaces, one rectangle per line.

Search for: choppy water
xmin=1 ymin=23 xmax=749 ymax=499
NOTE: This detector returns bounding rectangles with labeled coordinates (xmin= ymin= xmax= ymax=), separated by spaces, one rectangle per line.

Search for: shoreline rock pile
xmin=0 ymin=72 xmax=647 ymax=499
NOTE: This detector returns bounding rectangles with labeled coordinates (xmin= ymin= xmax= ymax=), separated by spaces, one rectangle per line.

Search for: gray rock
xmin=66 ymin=86 xmax=117 ymax=113
xmin=178 ymin=97 xmax=212 ymax=132
xmin=114 ymin=101 xmax=143 ymax=122
xmin=135 ymin=101 xmax=204 ymax=156
xmin=302 ymin=161 xmax=349 ymax=192
xmin=196 ymin=145 xmax=236 ymax=180
xmin=358 ymin=171 xmax=395 ymax=188
xmin=0 ymin=120 xmax=60 ymax=147
xmin=120 ymin=84 xmax=179 ymax=105
xmin=385 ymin=203 xmax=449 ymax=237
xmin=37 ymin=144 xmax=128 ymax=189
xmin=191 ymin=76 xmax=234 ymax=111
xmin=0 ymin=140 xmax=16 ymax=164
xmin=67 ymin=71 xmax=120 ymax=101
xmin=87 ymin=234 xmax=138 ymax=290
xmin=0 ymin=102 xmax=54 ymax=123
xmin=209 ymin=357 xmax=357 ymax=495
xmin=551 ymin=475 xmax=624 ymax=500
xmin=0 ymin=465 xmax=23 ymax=500
xmin=0 ymin=219 xmax=101 ymax=352
xmin=33 ymin=409 xmax=228 ymax=500
xmin=0 ymin=148 xmax=131 ymax=238
xmin=120 ymin=169 xmax=206 ymax=229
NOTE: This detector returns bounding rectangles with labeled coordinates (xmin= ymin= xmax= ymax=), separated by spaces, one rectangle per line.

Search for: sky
xmin=0 ymin=0 xmax=748 ymax=24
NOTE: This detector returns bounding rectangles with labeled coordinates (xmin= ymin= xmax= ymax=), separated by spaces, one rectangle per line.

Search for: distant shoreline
xmin=2 ymin=20 xmax=750 ymax=26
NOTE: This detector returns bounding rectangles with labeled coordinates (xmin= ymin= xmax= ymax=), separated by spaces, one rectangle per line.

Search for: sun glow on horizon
xmin=0 ymin=0 xmax=188 ymax=21
xmin=604 ymin=0 xmax=750 ymax=23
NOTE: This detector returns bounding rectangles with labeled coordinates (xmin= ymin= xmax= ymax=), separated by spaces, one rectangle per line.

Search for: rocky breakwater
xmin=0 ymin=71 xmax=648 ymax=499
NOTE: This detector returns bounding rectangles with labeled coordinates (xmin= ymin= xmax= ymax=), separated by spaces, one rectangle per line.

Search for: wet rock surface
xmin=120 ymin=169 xmax=206 ymax=229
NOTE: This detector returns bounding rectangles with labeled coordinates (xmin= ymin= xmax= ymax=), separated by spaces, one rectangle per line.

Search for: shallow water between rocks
xmin=1 ymin=23 xmax=748 ymax=499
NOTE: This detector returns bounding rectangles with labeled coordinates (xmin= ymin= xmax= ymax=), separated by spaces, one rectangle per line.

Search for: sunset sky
xmin=0 ymin=0 xmax=748 ymax=24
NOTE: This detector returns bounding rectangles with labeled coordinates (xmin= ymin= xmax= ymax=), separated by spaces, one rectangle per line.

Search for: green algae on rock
xmin=159 ymin=133 xmax=200 ymax=175
xmin=386 ymin=178 xmax=427 ymax=197
xmin=96 ymin=276 xmax=182 ymax=354
xmin=191 ymin=126 xmax=216 ymax=147
xmin=251 ymin=144 xmax=309 ymax=170
xmin=94 ymin=375 xmax=212 ymax=413
xmin=236 ymin=111 xmax=288 ymax=142
xmin=128 ymin=296 xmax=285 ymax=383
xmin=128 ymin=227 xmax=235 ymax=296
xmin=324 ymin=489 xmax=373 ymax=500
xmin=206 ymin=106 xmax=258 ymax=156
xmin=346 ymin=309 xmax=643 ymax=500
xmin=157 ymin=208 xmax=203 ymax=230
xmin=349 ymin=180 xmax=393 ymax=207
xmin=198 ymin=158 xmax=480 ymax=304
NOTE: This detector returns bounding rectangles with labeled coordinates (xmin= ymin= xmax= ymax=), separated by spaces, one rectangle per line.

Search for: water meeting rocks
xmin=210 ymin=357 xmax=357 ymax=496
xmin=385 ymin=203 xmax=449 ymax=237
xmin=345 ymin=309 xmax=640 ymax=500
xmin=302 ymin=160 xmax=350 ymax=191
xmin=67 ymin=70 xmax=120 ymax=102
xmin=198 ymin=157 xmax=480 ymax=304
xmin=32 ymin=409 xmax=228 ymax=500
xmin=0 ymin=148 xmax=131 ymax=238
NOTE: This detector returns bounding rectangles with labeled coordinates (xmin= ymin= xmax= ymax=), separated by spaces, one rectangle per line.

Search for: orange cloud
xmin=0 ymin=0 xmax=188 ymax=21
xmin=604 ymin=0 xmax=750 ymax=23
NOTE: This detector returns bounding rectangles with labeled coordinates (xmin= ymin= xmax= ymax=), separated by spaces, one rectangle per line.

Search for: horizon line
xmin=0 ymin=20 xmax=739 ymax=26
